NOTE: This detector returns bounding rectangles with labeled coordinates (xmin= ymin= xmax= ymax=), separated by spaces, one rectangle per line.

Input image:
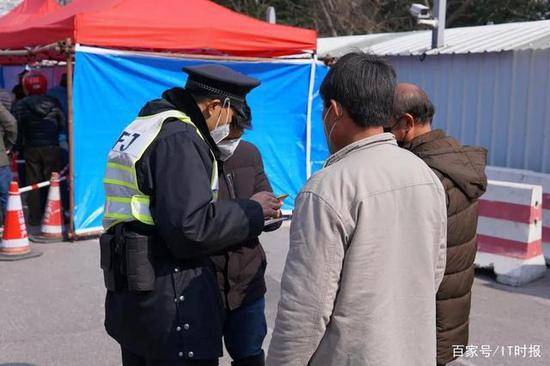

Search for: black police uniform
xmin=101 ymin=65 xmax=264 ymax=365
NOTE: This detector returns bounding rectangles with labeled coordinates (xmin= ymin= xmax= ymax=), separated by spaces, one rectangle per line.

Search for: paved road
xmin=1 ymin=225 xmax=549 ymax=365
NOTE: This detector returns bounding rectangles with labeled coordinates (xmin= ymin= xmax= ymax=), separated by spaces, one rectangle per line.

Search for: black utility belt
xmin=100 ymin=223 xmax=212 ymax=293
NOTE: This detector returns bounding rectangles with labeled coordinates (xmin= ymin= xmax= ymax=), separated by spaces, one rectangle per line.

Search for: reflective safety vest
xmin=103 ymin=110 xmax=219 ymax=230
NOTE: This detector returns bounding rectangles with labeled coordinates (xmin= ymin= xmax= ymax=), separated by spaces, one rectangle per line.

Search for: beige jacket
xmin=267 ymin=133 xmax=447 ymax=366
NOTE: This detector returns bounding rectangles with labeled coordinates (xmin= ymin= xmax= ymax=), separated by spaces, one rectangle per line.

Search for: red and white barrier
xmin=486 ymin=166 xmax=550 ymax=263
xmin=476 ymin=180 xmax=546 ymax=286
xmin=19 ymin=175 xmax=67 ymax=193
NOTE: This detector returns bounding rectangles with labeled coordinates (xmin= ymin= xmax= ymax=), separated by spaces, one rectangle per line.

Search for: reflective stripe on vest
xmin=103 ymin=110 xmax=219 ymax=230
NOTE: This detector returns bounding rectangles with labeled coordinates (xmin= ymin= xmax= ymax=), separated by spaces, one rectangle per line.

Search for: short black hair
xmin=393 ymin=86 xmax=435 ymax=124
xmin=232 ymin=103 xmax=252 ymax=130
xmin=320 ymin=52 xmax=396 ymax=127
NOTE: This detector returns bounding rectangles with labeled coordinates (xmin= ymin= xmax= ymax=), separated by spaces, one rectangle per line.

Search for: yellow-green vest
xmin=103 ymin=110 xmax=218 ymax=230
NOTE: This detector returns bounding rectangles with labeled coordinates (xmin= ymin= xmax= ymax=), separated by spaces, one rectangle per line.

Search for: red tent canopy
xmin=75 ymin=0 xmax=317 ymax=56
xmin=0 ymin=0 xmax=119 ymax=49
xmin=0 ymin=0 xmax=60 ymax=30
xmin=0 ymin=0 xmax=316 ymax=57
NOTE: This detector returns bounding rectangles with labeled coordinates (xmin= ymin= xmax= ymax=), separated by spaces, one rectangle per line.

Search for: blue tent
xmin=73 ymin=46 xmax=329 ymax=234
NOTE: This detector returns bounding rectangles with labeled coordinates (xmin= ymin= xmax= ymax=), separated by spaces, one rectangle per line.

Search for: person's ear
xmin=206 ymin=99 xmax=221 ymax=118
xmin=330 ymin=99 xmax=343 ymax=119
xmin=402 ymin=113 xmax=415 ymax=131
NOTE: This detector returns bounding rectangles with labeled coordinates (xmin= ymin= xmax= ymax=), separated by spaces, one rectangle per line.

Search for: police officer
xmin=100 ymin=64 xmax=281 ymax=366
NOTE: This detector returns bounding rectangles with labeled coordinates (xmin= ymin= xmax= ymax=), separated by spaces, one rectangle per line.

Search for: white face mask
xmin=210 ymin=98 xmax=231 ymax=144
xmin=218 ymin=137 xmax=241 ymax=161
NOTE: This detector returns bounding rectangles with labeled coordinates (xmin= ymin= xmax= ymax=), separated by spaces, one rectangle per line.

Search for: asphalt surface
xmin=1 ymin=225 xmax=549 ymax=366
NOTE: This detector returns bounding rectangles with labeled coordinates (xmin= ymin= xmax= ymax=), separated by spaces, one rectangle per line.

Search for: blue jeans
xmin=224 ymin=297 xmax=267 ymax=362
xmin=0 ymin=165 xmax=12 ymax=224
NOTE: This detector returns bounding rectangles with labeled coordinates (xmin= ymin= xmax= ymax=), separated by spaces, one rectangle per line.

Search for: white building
xmin=319 ymin=20 xmax=550 ymax=174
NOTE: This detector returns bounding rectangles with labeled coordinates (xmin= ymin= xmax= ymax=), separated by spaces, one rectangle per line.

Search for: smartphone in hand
xmin=265 ymin=217 xmax=289 ymax=226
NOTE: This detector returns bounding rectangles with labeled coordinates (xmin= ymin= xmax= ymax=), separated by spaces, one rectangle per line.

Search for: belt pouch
xmin=124 ymin=231 xmax=156 ymax=292
xmin=99 ymin=233 xmax=117 ymax=291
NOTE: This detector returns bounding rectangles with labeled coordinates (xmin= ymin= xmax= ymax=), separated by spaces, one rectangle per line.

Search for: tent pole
xmin=305 ymin=52 xmax=317 ymax=179
xmin=0 ymin=43 xmax=61 ymax=57
xmin=76 ymin=46 xmax=314 ymax=63
xmin=65 ymin=38 xmax=76 ymax=241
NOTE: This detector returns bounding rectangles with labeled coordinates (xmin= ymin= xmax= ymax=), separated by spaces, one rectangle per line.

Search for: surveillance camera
xmin=409 ymin=3 xmax=431 ymax=19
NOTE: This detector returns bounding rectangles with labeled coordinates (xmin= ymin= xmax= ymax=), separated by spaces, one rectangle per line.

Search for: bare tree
xmin=204 ymin=0 xmax=550 ymax=36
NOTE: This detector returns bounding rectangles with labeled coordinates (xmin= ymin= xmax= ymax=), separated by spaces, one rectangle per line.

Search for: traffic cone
xmin=0 ymin=181 xmax=42 ymax=261
xmin=30 ymin=172 xmax=64 ymax=243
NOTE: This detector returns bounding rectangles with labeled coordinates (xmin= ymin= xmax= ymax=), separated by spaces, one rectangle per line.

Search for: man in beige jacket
xmin=267 ymin=53 xmax=447 ymax=366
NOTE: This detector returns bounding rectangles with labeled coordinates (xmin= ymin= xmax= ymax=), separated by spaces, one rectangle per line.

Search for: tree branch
xmin=446 ymin=0 xmax=474 ymax=27
xmin=320 ymin=0 xmax=339 ymax=36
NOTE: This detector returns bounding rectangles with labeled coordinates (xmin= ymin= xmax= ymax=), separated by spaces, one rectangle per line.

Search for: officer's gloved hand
xmin=250 ymin=191 xmax=281 ymax=219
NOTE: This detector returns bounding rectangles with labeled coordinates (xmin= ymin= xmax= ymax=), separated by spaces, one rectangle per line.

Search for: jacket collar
xmin=162 ymin=87 xmax=220 ymax=157
xmin=325 ymin=132 xmax=397 ymax=167
xmin=403 ymin=129 xmax=447 ymax=152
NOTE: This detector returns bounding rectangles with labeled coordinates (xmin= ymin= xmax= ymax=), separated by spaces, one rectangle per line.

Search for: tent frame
xmin=0 ymin=42 xmax=61 ymax=57
xmin=65 ymin=38 xmax=75 ymax=239
xmin=305 ymin=53 xmax=317 ymax=179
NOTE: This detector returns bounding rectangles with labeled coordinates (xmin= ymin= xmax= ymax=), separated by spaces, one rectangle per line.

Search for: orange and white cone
xmin=0 ymin=181 xmax=42 ymax=261
xmin=30 ymin=172 xmax=64 ymax=243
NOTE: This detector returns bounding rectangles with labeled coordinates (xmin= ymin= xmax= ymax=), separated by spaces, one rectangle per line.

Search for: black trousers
xmin=23 ymin=145 xmax=60 ymax=226
xmin=121 ymin=348 xmax=219 ymax=366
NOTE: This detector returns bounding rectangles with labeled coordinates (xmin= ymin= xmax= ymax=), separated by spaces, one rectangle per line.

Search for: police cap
xmin=182 ymin=64 xmax=260 ymax=105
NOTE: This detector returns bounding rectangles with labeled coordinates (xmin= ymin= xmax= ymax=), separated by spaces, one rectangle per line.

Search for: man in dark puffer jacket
xmin=389 ymin=83 xmax=487 ymax=365
xmin=11 ymin=71 xmax=66 ymax=226
xmin=211 ymin=107 xmax=282 ymax=366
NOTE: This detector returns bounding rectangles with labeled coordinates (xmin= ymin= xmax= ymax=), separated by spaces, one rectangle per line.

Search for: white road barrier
xmin=476 ymin=179 xmax=546 ymax=286
xmin=486 ymin=166 xmax=550 ymax=264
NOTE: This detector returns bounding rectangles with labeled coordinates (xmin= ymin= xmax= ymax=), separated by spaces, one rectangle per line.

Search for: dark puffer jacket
xmin=405 ymin=129 xmax=487 ymax=365
xmin=11 ymin=94 xmax=65 ymax=147
xmin=211 ymin=141 xmax=276 ymax=311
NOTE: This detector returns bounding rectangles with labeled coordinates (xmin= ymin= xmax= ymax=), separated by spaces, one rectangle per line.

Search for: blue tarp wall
xmin=73 ymin=48 xmax=329 ymax=233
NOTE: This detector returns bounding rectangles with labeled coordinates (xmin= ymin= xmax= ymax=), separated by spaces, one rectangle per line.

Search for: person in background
xmin=11 ymin=71 xmax=65 ymax=228
xmin=3 ymin=82 xmax=24 ymax=185
xmin=267 ymin=53 xmax=448 ymax=366
xmin=47 ymin=73 xmax=68 ymax=119
xmin=0 ymin=102 xmax=17 ymax=225
xmin=0 ymin=88 xmax=14 ymax=111
xmin=1 ymin=88 xmax=22 ymax=188
xmin=389 ymin=83 xmax=487 ymax=365
xmin=46 ymin=73 xmax=70 ymax=220
xmin=212 ymin=107 xmax=282 ymax=366
xmin=11 ymin=70 xmax=28 ymax=102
